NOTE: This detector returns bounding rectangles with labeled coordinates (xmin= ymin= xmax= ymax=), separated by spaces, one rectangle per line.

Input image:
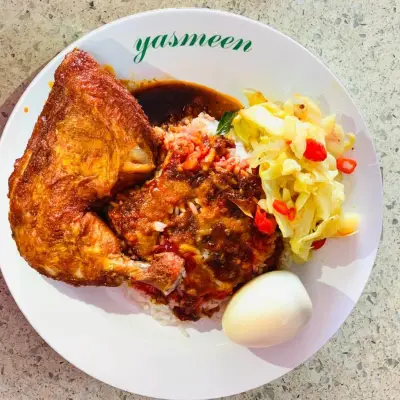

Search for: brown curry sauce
xmin=130 ymin=80 xmax=243 ymax=125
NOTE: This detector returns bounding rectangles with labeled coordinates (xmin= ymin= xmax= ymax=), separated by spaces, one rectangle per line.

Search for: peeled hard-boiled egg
xmin=222 ymin=270 xmax=312 ymax=348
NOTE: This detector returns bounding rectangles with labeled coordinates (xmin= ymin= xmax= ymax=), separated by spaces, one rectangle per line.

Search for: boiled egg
xmin=222 ymin=270 xmax=312 ymax=347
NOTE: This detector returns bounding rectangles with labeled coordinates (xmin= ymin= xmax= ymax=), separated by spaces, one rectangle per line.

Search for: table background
xmin=0 ymin=0 xmax=398 ymax=399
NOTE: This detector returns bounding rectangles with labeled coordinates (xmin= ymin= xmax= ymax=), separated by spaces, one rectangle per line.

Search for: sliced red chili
xmin=273 ymin=200 xmax=289 ymax=216
xmin=254 ymin=206 xmax=277 ymax=235
xmin=336 ymin=157 xmax=357 ymax=174
xmin=311 ymin=238 xmax=326 ymax=250
xmin=288 ymin=207 xmax=296 ymax=221
xmin=303 ymin=138 xmax=327 ymax=162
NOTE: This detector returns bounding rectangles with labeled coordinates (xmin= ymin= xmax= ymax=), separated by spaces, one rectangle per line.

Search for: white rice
xmin=278 ymin=239 xmax=294 ymax=270
xmin=122 ymin=284 xmax=229 ymax=337
xmin=234 ymin=140 xmax=249 ymax=161
xmin=123 ymin=283 xmax=190 ymax=336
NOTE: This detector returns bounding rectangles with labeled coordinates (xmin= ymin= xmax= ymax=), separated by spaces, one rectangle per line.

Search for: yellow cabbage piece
xmin=232 ymin=90 xmax=358 ymax=261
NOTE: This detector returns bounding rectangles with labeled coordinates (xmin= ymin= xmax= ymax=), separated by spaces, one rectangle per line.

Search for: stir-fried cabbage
xmin=232 ymin=90 xmax=358 ymax=261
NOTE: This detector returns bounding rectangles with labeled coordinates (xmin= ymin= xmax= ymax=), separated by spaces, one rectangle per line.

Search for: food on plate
xmin=109 ymin=112 xmax=283 ymax=321
xmin=8 ymin=49 xmax=184 ymax=294
xmin=231 ymin=90 xmax=359 ymax=261
xmin=8 ymin=48 xmax=359 ymax=343
xmin=222 ymin=270 xmax=312 ymax=347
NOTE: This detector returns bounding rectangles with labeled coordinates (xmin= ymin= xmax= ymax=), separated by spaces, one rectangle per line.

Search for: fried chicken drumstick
xmin=8 ymin=49 xmax=184 ymax=294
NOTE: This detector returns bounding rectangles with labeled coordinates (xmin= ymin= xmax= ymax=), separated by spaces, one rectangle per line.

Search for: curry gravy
xmin=131 ymin=80 xmax=243 ymax=125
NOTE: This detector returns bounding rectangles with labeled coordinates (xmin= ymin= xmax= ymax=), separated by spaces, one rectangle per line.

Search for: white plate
xmin=0 ymin=9 xmax=382 ymax=400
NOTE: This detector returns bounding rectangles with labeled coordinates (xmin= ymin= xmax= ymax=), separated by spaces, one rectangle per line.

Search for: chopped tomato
xmin=182 ymin=155 xmax=199 ymax=171
xmin=273 ymin=200 xmax=289 ymax=215
xmin=254 ymin=206 xmax=277 ymax=234
xmin=303 ymin=139 xmax=327 ymax=162
xmin=311 ymin=238 xmax=326 ymax=250
xmin=198 ymin=144 xmax=210 ymax=158
xmin=288 ymin=207 xmax=296 ymax=221
xmin=336 ymin=157 xmax=357 ymax=174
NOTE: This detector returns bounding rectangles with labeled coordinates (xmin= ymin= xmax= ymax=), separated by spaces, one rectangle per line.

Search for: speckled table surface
xmin=0 ymin=0 xmax=398 ymax=399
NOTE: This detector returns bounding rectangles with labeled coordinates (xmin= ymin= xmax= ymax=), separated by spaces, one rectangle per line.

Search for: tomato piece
xmin=182 ymin=155 xmax=199 ymax=171
xmin=256 ymin=216 xmax=277 ymax=234
xmin=303 ymin=138 xmax=327 ymax=162
xmin=254 ymin=207 xmax=265 ymax=227
xmin=288 ymin=207 xmax=296 ymax=221
xmin=311 ymin=238 xmax=326 ymax=250
xmin=198 ymin=144 xmax=210 ymax=158
xmin=273 ymin=200 xmax=289 ymax=215
xmin=254 ymin=206 xmax=277 ymax=234
xmin=336 ymin=157 xmax=357 ymax=174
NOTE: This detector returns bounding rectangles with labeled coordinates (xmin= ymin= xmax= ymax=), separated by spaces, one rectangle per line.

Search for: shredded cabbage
xmin=233 ymin=89 xmax=359 ymax=261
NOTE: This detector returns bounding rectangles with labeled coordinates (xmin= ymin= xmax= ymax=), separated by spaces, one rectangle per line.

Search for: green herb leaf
xmin=216 ymin=111 xmax=238 ymax=135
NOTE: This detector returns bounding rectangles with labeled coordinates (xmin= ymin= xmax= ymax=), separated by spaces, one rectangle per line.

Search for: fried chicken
xmin=8 ymin=49 xmax=185 ymax=294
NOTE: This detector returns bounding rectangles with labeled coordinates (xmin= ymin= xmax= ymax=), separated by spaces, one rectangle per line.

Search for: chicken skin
xmin=8 ymin=49 xmax=184 ymax=294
